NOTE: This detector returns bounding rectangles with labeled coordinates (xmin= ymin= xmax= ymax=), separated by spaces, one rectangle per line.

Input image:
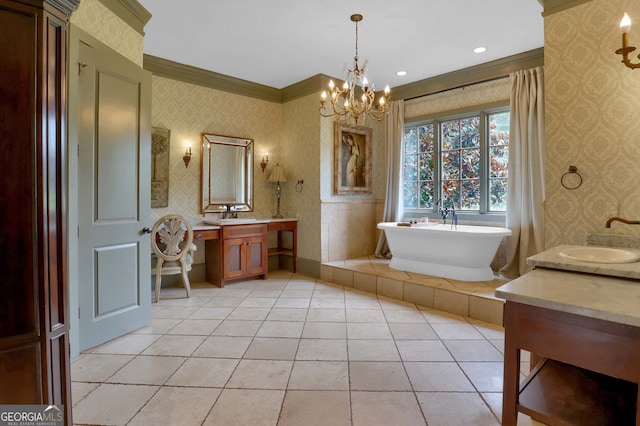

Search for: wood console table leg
xmin=502 ymin=303 xmax=521 ymax=426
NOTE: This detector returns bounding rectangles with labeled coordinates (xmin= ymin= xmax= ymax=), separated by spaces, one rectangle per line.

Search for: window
xmin=403 ymin=108 xmax=509 ymax=217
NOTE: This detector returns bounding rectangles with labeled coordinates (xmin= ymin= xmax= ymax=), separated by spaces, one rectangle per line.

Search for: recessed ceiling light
xmin=396 ymin=71 xmax=407 ymax=76
xmin=473 ymin=46 xmax=487 ymax=54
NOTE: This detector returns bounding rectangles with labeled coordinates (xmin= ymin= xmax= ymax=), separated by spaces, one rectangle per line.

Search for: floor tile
xmin=306 ymin=308 xmax=346 ymax=322
xmin=211 ymin=319 xmax=263 ymax=337
xmin=416 ymin=392 xmax=500 ymax=426
xmin=105 ymin=355 xmax=185 ymax=385
xmin=266 ymin=308 xmax=308 ymax=321
xmin=256 ymin=321 xmax=304 ymax=338
xmin=444 ymin=339 xmax=504 ymax=361
xmin=166 ymin=319 xmax=221 ymax=335
xmin=167 ymin=357 xmax=239 ymax=387
xmin=226 ymin=360 xmax=293 ymax=389
xmin=345 ymin=309 xmax=386 ymax=323
xmin=347 ymin=322 xmax=393 ymax=339
xmin=71 ymin=381 xmax=98 ymax=405
xmin=302 ymin=322 xmax=347 ymax=339
xmin=226 ymin=307 xmax=271 ymax=321
xmin=349 ymin=361 xmax=412 ymax=391
xmin=203 ymin=389 xmax=284 ymax=426
xmin=296 ymin=339 xmax=347 ymax=361
xmin=188 ymin=306 xmax=234 ymax=319
xmin=192 ymin=335 xmax=252 ymax=358
xmin=388 ymin=322 xmax=438 ymax=340
xmin=404 ymin=362 xmax=475 ymax=391
xmin=351 ymin=391 xmax=426 ymax=426
xmin=128 ymin=386 xmax=221 ymax=426
xmin=279 ymin=391 xmax=351 ymax=426
xmin=243 ymin=337 xmax=300 ymax=360
xmin=92 ymin=334 xmax=161 ymax=355
xmin=430 ymin=322 xmax=487 ymax=339
xmin=347 ymin=340 xmax=401 ymax=361
xmin=72 ymin=383 xmax=158 ymax=425
xmin=459 ymin=361 xmax=505 ymax=392
xmin=396 ymin=339 xmax=454 ymax=362
xmin=141 ymin=335 xmax=206 ymax=357
xmin=71 ymin=354 xmax=134 ymax=382
xmin=132 ymin=318 xmax=181 ymax=334
xmin=73 ymin=271 xmax=510 ymax=426
xmin=288 ymin=361 xmax=349 ymax=390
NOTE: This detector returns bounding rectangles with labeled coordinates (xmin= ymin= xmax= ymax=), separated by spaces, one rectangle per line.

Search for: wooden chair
xmin=150 ymin=214 xmax=196 ymax=303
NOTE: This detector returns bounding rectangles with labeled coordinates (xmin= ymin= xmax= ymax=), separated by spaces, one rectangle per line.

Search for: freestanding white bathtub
xmin=377 ymin=222 xmax=512 ymax=281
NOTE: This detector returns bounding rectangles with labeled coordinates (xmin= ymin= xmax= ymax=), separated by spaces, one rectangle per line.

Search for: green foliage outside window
xmin=403 ymin=109 xmax=509 ymax=214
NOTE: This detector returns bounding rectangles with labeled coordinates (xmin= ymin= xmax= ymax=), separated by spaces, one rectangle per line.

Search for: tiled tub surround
xmin=72 ymin=272 xmax=544 ymax=426
xmin=322 ymin=256 xmax=509 ymax=326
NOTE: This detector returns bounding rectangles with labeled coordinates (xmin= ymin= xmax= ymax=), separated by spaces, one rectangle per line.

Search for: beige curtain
xmin=375 ymin=100 xmax=405 ymax=258
xmin=500 ymin=66 xmax=546 ymax=278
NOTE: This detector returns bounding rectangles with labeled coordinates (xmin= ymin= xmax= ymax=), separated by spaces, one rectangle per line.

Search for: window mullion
xmin=479 ymin=112 xmax=488 ymax=214
xmin=433 ymin=119 xmax=441 ymax=212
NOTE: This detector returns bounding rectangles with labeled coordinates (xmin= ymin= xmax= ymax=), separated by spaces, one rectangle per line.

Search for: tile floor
xmin=72 ymin=270 xmax=539 ymax=426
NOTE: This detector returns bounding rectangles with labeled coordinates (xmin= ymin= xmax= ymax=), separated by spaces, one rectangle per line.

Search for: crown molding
xmin=539 ymin=0 xmax=594 ymax=16
xmin=392 ymin=47 xmax=544 ymax=101
xmin=97 ymin=0 xmax=151 ymax=35
xmin=144 ymin=48 xmax=543 ymax=105
xmin=46 ymin=0 xmax=80 ymax=16
xmin=143 ymin=54 xmax=282 ymax=103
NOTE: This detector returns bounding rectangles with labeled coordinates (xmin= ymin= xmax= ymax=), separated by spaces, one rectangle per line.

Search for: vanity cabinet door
xmin=245 ymin=235 xmax=268 ymax=276
xmin=223 ymin=237 xmax=247 ymax=279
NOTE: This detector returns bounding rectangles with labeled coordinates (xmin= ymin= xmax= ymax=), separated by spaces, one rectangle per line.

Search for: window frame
xmin=403 ymin=101 xmax=509 ymax=223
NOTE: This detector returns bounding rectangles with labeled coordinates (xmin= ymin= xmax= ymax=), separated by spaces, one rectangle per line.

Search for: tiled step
xmin=321 ymin=256 xmax=509 ymax=326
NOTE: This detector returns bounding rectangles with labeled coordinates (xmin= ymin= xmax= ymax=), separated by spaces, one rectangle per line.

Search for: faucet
xmin=605 ymin=216 xmax=640 ymax=228
xmin=221 ymin=205 xmax=237 ymax=219
xmin=436 ymin=197 xmax=457 ymax=227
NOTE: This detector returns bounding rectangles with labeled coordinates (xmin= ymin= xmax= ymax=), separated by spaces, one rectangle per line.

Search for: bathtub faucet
xmin=436 ymin=198 xmax=458 ymax=227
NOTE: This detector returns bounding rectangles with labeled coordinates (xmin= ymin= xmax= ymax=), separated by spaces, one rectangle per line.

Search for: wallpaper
xmin=544 ymin=0 xmax=640 ymax=247
xmin=70 ymin=0 xmax=143 ymax=66
xmin=150 ymin=76 xmax=283 ymax=263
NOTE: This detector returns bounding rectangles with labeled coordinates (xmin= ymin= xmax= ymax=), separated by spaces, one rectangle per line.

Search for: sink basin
xmin=203 ymin=218 xmax=258 ymax=225
xmin=558 ymin=246 xmax=640 ymax=264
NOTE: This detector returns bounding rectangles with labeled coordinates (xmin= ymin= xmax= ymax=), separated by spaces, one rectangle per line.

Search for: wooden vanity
xmin=496 ymin=247 xmax=640 ymax=426
xmin=193 ymin=219 xmax=297 ymax=287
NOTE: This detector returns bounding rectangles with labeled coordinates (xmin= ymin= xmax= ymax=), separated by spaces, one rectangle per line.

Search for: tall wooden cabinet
xmin=0 ymin=0 xmax=78 ymax=423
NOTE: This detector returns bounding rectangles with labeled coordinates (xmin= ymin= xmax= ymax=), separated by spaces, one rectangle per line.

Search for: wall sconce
xmin=260 ymin=152 xmax=269 ymax=173
xmin=616 ymin=13 xmax=640 ymax=69
xmin=183 ymin=144 xmax=192 ymax=168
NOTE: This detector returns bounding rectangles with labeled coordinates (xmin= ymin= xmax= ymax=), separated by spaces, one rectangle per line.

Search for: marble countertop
xmin=495 ymin=268 xmax=640 ymax=327
xmin=192 ymin=217 xmax=297 ymax=230
xmin=526 ymin=244 xmax=640 ymax=280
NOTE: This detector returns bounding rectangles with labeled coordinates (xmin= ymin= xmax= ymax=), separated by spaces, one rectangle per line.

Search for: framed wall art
xmin=334 ymin=122 xmax=372 ymax=194
xmin=151 ymin=127 xmax=170 ymax=208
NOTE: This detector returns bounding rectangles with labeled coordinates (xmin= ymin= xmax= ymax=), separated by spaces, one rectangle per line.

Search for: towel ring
xmin=561 ymin=165 xmax=582 ymax=190
xmin=295 ymin=179 xmax=304 ymax=193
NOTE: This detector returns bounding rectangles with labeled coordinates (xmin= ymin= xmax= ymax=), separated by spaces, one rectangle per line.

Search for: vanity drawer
xmin=194 ymin=229 xmax=220 ymax=240
xmin=222 ymin=224 xmax=267 ymax=239
xmin=268 ymin=221 xmax=297 ymax=232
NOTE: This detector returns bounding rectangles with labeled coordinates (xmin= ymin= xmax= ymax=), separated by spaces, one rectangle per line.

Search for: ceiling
xmin=137 ymin=0 xmax=544 ymax=90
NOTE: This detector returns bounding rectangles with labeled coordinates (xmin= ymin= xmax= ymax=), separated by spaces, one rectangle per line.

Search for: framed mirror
xmin=200 ymin=133 xmax=253 ymax=213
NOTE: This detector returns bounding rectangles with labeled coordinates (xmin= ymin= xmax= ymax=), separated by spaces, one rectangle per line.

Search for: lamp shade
xmin=268 ymin=163 xmax=287 ymax=183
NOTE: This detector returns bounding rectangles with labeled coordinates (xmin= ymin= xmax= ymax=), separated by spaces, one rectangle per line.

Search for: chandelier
xmin=320 ymin=14 xmax=390 ymax=125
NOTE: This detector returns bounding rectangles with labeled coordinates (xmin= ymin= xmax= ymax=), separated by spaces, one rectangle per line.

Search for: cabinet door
xmin=223 ymin=237 xmax=247 ymax=279
xmin=246 ymin=236 xmax=268 ymax=276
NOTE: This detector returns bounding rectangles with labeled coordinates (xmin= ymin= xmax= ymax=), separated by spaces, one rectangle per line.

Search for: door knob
xmin=142 ymin=227 xmax=152 ymax=234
